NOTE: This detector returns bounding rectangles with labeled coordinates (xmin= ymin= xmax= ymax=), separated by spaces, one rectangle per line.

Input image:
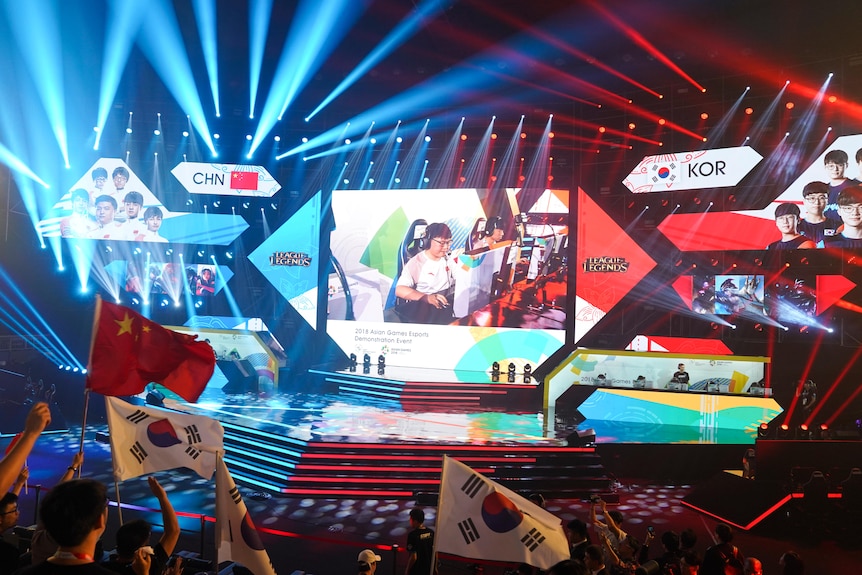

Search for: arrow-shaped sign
xmin=171 ymin=162 xmax=281 ymax=197
xmin=623 ymin=146 xmax=763 ymax=193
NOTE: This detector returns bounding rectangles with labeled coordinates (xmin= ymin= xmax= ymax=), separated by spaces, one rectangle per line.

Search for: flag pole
xmin=79 ymin=296 xmax=104 ymax=467
xmin=114 ymin=480 xmax=124 ymax=525
xmin=214 ymin=451 xmax=222 ymax=566
xmin=430 ymin=455 xmax=448 ymax=575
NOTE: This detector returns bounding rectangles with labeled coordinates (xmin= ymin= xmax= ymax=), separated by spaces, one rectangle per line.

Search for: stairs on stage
xmin=222 ymin=424 xmax=613 ymax=500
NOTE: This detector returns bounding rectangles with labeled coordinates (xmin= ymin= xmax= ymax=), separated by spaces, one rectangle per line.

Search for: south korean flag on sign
xmin=649 ymin=161 xmax=680 ymax=187
xmin=105 ymin=396 xmax=224 ymax=481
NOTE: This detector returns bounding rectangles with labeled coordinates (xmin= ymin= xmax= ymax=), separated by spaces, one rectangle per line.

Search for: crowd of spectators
xmin=0 ymin=402 xmax=816 ymax=575
xmin=539 ymin=498 xmax=807 ymax=575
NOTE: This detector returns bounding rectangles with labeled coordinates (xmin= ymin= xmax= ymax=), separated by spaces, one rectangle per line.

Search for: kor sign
xmin=622 ymin=146 xmax=763 ymax=193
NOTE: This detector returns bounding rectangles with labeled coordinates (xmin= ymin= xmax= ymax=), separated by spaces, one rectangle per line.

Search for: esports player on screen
xmin=797 ymin=181 xmax=841 ymax=244
xmin=87 ymin=194 xmax=126 ymax=240
xmin=196 ymin=267 xmax=216 ymax=296
xmin=395 ymin=222 xmax=455 ymax=324
xmin=822 ymin=149 xmax=860 ymax=217
xmin=766 ymin=203 xmax=815 ymax=250
xmin=474 ymin=216 xmax=506 ymax=250
xmin=60 ymin=188 xmax=97 ymax=238
xmin=823 ymin=185 xmax=862 ymax=248
xmin=136 ymin=206 xmax=168 ymax=242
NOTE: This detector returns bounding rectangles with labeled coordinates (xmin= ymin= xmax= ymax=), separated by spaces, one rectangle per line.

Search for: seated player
xmin=395 ymin=223 xmax=456 ymax=324
xmin=474 ymin=216 xmax=506 ymax=250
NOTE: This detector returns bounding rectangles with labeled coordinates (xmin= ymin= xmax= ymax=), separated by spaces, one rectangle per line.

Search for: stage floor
xmin=168 ymin=382 xmax=759 ymax=446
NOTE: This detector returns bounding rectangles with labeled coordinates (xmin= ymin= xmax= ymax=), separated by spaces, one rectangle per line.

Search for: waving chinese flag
xmin=86 ymin=299 xmax=215 ymax=402
xmin=230 ymin=171 xmax=258 ymax=191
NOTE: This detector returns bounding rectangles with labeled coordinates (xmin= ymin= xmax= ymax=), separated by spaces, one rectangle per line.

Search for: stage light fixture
xmin=507 ymin=362 xmax=516 ymax=383
xmin=523 ymin=363 xmax=532 ymax=384
xmin=197 ymin=250 xmax=205 ymax=257
xmin=214 ymin=133 xmax=220 ymax=139
xmin=246 ymin=135 xmax=252 ymax=141
xmin=424 ymin=136 xmax=431 ymax=142
xmin=348 ymin=353 xmax=357 ymax=372
xmin=628 ymin=123 xmax=636 ymax=130
xmin=777 ymin=424 xmax=791 ymax=439
xmin=745 ymin=108 xmax=754 ymax=115
xmin=757 ymin=423 xmax=770 ymax=439
xmin=700 ymin=113 xmax=709 ymax=120
xmin=182 ymin=131 xmax=189 ymax=137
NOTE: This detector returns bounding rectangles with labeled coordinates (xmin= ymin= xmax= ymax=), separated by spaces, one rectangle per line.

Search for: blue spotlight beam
xmin=0 ymin=266 xmax=83 ymax=369
xmin=0 ymin=142 xmax=50 ymax=188
xmin=192 ymin=0 xmax=220 ymax=118
xmin=248 ymin=0 xmax=274 ymax=119
xmin=94 ymin=0 xmax=147 ymax=150
xmin=306 ymin=0 xmax=455 ymax=121
xmin=1 ymin=0 xmax=69 ymax=167
xmin=136 ymin=0 xmax=216 ymax=156
xmin=249 ymin=0 xmax=370 ymax=157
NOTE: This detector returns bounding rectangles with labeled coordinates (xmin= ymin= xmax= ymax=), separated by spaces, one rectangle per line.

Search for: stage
xmin=137 ymin=364 xmax=787 ymax=499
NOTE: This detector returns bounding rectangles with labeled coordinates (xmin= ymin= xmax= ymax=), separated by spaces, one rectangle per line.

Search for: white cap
xmin=358 ymin=549 xmax=382 ymax=564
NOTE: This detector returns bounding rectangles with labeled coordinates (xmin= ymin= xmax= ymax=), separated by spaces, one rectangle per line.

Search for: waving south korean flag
xmin=216 ymin=456 xmax=277 ymax=575
xmin=436 ymin=456 xmax=570 ymax=569
xmin=105 ymin=396 xmax=223 ymax=481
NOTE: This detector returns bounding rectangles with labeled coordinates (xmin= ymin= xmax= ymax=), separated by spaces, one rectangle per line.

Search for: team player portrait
xmin=87 ymin=195 xmax=127 ymax=240
xmin=136 ymin=206 xmax=168 ymax=242
xmin=797 ymin=181 xmax=842 ymax=244
xmin=765 ymin=203 xmax=816 ymax=250
xmin=60 ymin=188 xmax=97 ymax=238
xmin=823 ymin=185 xmax=862 ymax=248
xmin=822 ymin=149 xmax=860 ymax=217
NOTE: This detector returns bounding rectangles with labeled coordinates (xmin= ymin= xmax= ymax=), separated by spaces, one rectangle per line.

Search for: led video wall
xmin=327 ymin=187 xmax=569 ymax=372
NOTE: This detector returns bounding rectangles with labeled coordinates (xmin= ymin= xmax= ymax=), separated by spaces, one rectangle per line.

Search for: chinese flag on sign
xmin=230 ymin=171 xmax=258 ymax=191
xmin=86 ymin=299 xmax=215 ymax=402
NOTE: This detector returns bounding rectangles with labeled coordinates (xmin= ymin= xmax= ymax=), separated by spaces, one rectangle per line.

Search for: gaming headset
xmin=484 ymin=216 xmax=503 ymax=236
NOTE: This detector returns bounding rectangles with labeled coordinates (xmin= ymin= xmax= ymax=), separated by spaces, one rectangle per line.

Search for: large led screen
xmin=327 ymin=188 xmax=568 ymax=372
